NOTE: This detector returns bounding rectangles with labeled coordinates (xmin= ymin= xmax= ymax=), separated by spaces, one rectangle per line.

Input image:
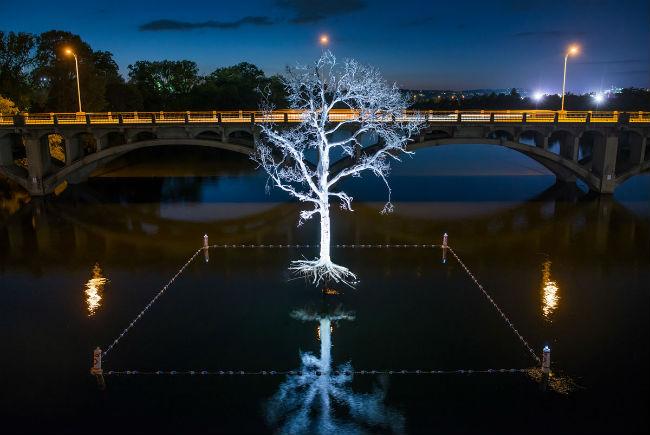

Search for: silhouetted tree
xmin=127 ymin=60 xmax=200 ymax=110
xmin=0 ymin=31 xmax=38 ymax=109
xmin=30 ymin=30 xmax=120 ymax=112
xmin=189 ymin=62 xmax=286 ymax=109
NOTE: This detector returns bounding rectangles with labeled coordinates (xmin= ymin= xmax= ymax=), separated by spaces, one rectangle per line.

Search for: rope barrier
xmin=103 ymin=368 xmax=529 ymax=376
xmin=448 ymin=246 xmax=541 ymax=365
xmin=101 ymin=248 xmax=203 ymax=360
xmin=207 ymin=244 xmax=441 ymax=249
xmin=94 ymin=236 xmax=545 ymax=379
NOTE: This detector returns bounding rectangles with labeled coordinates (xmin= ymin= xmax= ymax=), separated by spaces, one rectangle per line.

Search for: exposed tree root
xmin=290 ymin=258 xmax=358 ymax=287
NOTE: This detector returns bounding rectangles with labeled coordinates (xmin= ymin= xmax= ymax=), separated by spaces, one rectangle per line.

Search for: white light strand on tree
xmin=254 ymin=51 xmax=422 ymax=285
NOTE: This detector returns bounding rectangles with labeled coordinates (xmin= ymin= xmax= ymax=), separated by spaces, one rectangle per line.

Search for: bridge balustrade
xmin=526 ymin=112 xmax=556 ymax=123
xmin=3 ymin=110 xmax=648 ymax=126
xmin=630 ymin=112 xmax=650 ymax=123
xmin=87 ymin=113 xmax=120 ymax=124
xmin=589 ymin=111 xmax=618 ymax=123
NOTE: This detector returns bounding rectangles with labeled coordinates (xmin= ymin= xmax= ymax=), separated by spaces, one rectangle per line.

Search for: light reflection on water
xmin=85 ymin=263 xmax=108 ymax=316
xmin=541 ymin=259 xmax=559 ymax=322
xmin=266 ymin=304 xmax=404 ymax=434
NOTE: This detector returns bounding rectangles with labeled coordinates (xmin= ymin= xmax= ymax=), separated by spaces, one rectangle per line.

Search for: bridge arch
xmin=422 ymin=129 xmax=452 ymax=140
xmin=548 ymin=130 xmax=577 ymax=160
xmin=132 ymin=131 xmax=157 ymax=142
xmin=194 ymin=129 xmax=223 ymax=141
xmin=0 ymin=132 xmax=24 ymax=165
xmin=98 ymin=131 xmax=127 ymax=150
xmin=422 ymin=139 xmax=597 ymax=189
xmin=616 ymin=130 xmax=645 ymax=175
xmin=226 ymin=129 xmax=254 ymax=147
xmin=38 ymin=132 xmax=66 ymax=167
xmin=487 ymin=129 xmax=515 ymax=142
xmin=518 ymin=130 xmax=546 ymax=148
xmin=330 ymin=138 xmax=598 ymax=191
xmin=65 ymin=132 xmax=97 ymax=164
xmin=578 ymin=130 xmax=605 ymax=165
xmin=43 ymin=138 xmax=255 ymax=194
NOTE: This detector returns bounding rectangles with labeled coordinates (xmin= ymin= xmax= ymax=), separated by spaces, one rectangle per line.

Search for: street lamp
xmin=560 ymin=45 xmax=579 ymax=112
xmin=319 ymin=34 xmax=329 ymax=47
xmin=65 ymin=48 xmax=83 ymax=113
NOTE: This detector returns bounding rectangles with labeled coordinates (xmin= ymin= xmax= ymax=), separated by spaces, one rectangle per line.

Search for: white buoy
xmin=91 ymin=347 xmax=103 ymax=375
xmin=542 ymin=345 xmax=551 ymax=374
xmin=441 ymin=233 xmax=448 ymax=263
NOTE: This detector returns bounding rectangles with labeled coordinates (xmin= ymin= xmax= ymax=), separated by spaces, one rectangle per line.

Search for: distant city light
xmin=593 ymin=93 xmax=605 ymax=104
xmin=533 ymin=92 xmax=544 ymax=102
xmin=319 ymin=34 xmax=329 ymax=46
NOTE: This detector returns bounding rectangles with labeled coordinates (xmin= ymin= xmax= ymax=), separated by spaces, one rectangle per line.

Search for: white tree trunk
xmin=320 ymin=318 xmax=331 ymax=372
xmin=319 ymin=203 xmax=331 ymax=263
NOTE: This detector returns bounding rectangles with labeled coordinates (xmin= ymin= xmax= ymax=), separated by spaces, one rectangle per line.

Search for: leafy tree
xmin=0 ymin=94 xmax=19 ymax=115
xmin=31 ymin=30 xmax=118 ymax=112
xmin=0 ymin=31 xmax=38 ymax=109
xmin=128 ymin=60 xmax=199 ymax=110
xmin=190 ymin=63 xmax=287 ymax=109
xmin=104 ymin=81 xmax=144 ymax=111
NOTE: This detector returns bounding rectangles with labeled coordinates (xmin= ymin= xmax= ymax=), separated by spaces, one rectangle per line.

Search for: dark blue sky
xmin=2 ymin=0 xmax=648 ymax=92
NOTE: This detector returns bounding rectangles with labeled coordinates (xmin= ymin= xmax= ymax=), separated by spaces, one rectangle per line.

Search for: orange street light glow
xmin=567 ymin=45 xmax=579 ymax=55
xmin=319 ymin=34 xmax=329 ymax=45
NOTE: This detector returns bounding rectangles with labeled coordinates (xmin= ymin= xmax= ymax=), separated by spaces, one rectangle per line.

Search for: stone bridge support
xmin=23 ymin=135 xmax=51 ymax=195
xmin=592 ymin=136 xmax=619 ymax=193
xmin=0 ymin=134 xmax=14 ymax=165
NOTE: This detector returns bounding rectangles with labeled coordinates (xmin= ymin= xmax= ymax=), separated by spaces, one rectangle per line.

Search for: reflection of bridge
xmin=1 ymin=110 xmax=648 ymax=195
xmin=1 ymin=181 xmax=646 ymax=271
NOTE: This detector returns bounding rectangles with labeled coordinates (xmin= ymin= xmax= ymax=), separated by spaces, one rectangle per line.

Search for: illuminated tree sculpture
xmin=254 ymin=51 xmax=421 ymax=285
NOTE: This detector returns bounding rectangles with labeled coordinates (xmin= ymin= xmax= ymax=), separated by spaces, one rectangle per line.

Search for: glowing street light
xmin=64 ymin=48 xmax=83 ymax=113
xmin=319 ymin=34 xmax=329 ymax=46
xmin=593 ymin=93 xmax=605 ymax=105
xmin=532 ymin=92 xmax=544 ymax=102
xmin=560 ymin=45 xmax=579 ymax=112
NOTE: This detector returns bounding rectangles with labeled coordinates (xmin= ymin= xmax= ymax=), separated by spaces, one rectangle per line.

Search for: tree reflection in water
xmin=266 ymin=303 xmax=405 ymax=434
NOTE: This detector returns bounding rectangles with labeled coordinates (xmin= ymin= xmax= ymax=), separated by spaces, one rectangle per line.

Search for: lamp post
xmin=65 ymin=48 xmax=83 ymax=113
xmin=319 ymin=34 xmax=329 ymax=47
xmin=560 ymin=45 xmax=579 ymax=112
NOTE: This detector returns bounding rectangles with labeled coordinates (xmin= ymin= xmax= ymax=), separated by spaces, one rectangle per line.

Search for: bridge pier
xmin=541 ymin=136 xmax=549 ymax=150
xmin=629 ymin=136 xmax=647 ymax=165
xmin=23 ymin=136 xmax=50 ymax=195
xmin=592 ymin=136 xmax=619 ymax=193
xmin=0 ymin=134 xmax=15 ymax=165
xmin=64 ymin=135 xmax=82 ymax=166
xmin=559 ymin=135 xmax=580 ymax=162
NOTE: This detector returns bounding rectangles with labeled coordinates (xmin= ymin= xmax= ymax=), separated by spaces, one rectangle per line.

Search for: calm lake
xmin=1 ymin=144 xmax=648 ymax=434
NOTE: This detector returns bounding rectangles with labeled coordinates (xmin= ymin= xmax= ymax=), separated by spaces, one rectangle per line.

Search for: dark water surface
xmin=1 ymin=145 xmax=649 ymax=434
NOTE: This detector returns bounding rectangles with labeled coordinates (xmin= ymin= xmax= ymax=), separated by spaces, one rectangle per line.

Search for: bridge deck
xmin=1 ymin=110 xmax=649 ymax=126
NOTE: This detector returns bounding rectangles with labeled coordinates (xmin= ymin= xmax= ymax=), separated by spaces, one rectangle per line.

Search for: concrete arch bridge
xmin=0 ymin=110 xmax=648 ymax=195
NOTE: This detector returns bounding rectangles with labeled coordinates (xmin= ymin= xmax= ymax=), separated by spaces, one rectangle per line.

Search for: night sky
xmin=1 ymin=0 xmax=648 ymax=92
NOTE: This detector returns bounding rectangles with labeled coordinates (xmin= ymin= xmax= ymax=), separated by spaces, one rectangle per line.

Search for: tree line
xmin=1 ymin=30 xmax=648 ymax=114
xmin=0 ymin=30 xmax=286 ymax=113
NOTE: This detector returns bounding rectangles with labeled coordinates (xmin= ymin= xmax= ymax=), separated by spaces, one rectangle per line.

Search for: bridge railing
xmin=630 ymin=112 xmax=650 ymax=123
xmin=4 ymin=110 xmax=648 ymax=126
xmin=0 ymin=114 xmax=14 ymax=125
